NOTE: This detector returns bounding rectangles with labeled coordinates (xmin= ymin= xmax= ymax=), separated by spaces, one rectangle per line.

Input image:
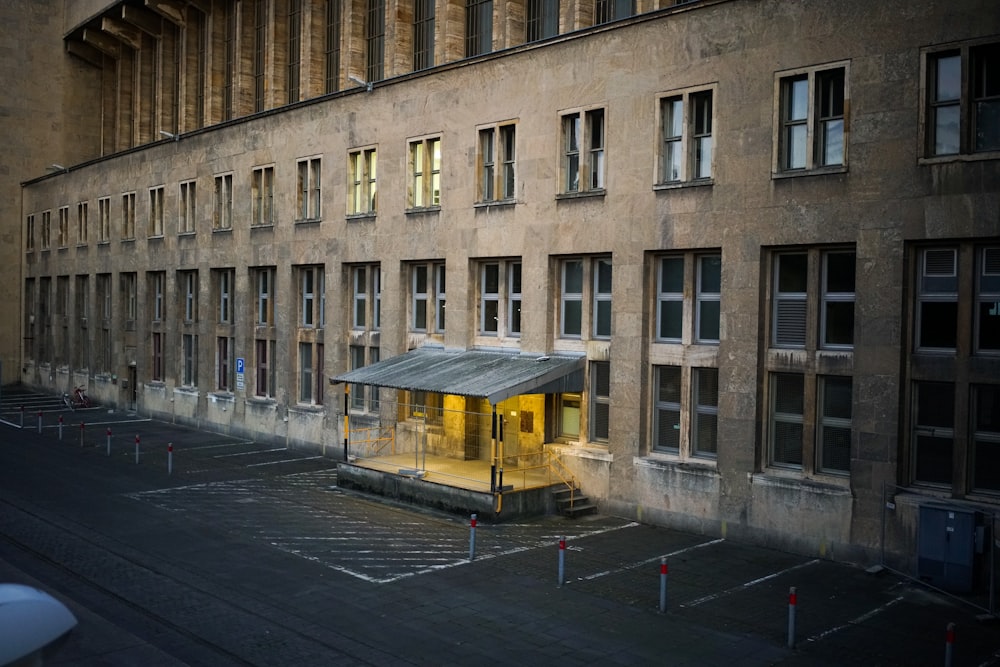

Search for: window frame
xmin=149 ymin=186 xmax=165 ymax=237
xmin=407 ymin=136 xmax=442 ymax=210
xmin=348 ymin=147 xmax=378 ymax=216
xmin=559 ymin=107 xmax=606 ymax=196
xmin=477 ymin=122 xmax=517 ymax=204
xmin=772 ymin=62 xmax=850 ymax=176
xmin=297 ymin=157 xmax=322 ymax=221
xmin=251 ymin=165 xmax=276 ymax=227
xmin=179 ymin=180 xmax=196 ymax=234
xmin=477 ymin=259 xmax=521 ymax=338
xmin=213 ymin=173 xmax=233 ymax=231
xmin=921 ymin=40 xmax=1000 ymax=160
xmin=656 ymin=85 xmax=716 ymax=186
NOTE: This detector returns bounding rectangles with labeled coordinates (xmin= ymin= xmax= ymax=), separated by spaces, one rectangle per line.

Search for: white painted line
xmin=184 ymin=441 xmax=257 ymax=451
xmin=572 ymin=538 xmax=726 ymax=583
xmin=246 ymin=455 xmax=325 ymax=467
xmin=0 ymin=419 xmax=21 ymax=428
xmin=213 ymin=447 xmax=288 ymax=458
xmin=66 ymin=418 xmax=154 ymax=427
xmin=806 ymin=595 xmax=905 ymax=642
xmin=682 ymin=558 xmax=821 ymax=607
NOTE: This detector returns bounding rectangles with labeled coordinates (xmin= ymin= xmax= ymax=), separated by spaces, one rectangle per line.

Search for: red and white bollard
xmin=58 ymin=414 xmax=63 ymax=440
xmin=134 ymin=434 xmax=140 ymax=464
xmin=37 ymin=410 xmax=42 ymax=434
xmin=167 ymin=442 xmax=173 ymax=475
xmin=787 ymin=586 xmax=797 ymax=648
xmin=106 ymin=427 xmax=112 ymax=456
xmin=20 ymin=405 xmax=24 ymax=428
xmin=944 ymin=622 xmax=955 ymax=667
xmin=659 ymin=558 xmax=669 ymax=613
xmin=469 ymin=513 xmax=478 ymax=561
xmin=557 ymin=536 xmax=567 ymax=587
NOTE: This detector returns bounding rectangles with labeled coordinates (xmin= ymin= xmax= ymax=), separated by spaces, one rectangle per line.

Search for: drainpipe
xmin=490 ymin=405 xmax=497 ymax=494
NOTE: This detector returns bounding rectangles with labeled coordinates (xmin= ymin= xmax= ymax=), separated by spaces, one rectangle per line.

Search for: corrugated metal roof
xmin=331 ymin=348 xmax=586 ymax=404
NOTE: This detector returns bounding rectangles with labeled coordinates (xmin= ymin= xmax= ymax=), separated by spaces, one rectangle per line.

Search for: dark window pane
xmin=656 ymin=407 xmax=680 ymax=451
xmin=918 ymin=301 xmax=958 ymax=348
xmin=698 ymin=301 xmax=720 ymax=341
xmin=826 ymin=252 xmax=855 ymax=293
xmin=917 ymin=382 xmax=955 ymax=427
xmin=563 ymin=300 xmax=581 ymax=336
xmin=773 ymin=422 xmax=803 ymax=466
xmin=978 ymin=301 xmax=1000 ymax=351
xmin=657 ymin=366 xmax=681 ymax=403
xmin=821 ymin=426 xmax=851 ymax=472
xmin=915 ymin=435 xmax=953 ymax=484
xmin=659 ymin=300 xmax=682 ymax=340
xmin=825 ymin=301 xmax=855 ymax=346
xmin=778 ymin=253 xmax=808 ymax=292
xmin=660 ymin=257 xmax=683 ymax=293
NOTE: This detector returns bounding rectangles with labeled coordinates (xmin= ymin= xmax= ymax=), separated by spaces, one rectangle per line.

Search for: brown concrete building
xmin=7 ymin=0 xmax=1000 ymax=575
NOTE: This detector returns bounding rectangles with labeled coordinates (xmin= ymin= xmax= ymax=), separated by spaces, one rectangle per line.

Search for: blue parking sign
xmin=236 ymin=357 xmax=245 ymax=374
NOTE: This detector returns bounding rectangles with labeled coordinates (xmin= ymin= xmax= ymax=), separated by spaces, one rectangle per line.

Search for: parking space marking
xmin=213 ymin=447 xmax=288 ymax=458
xmin=571 ymin=537 xmax=725 ymax=583
xmin=682 ymin=558 xmax=820 ymax=607
xmin=247 ymin=455 xmax=326 ymax=467
xmin=183 ymin=441 xmax=258 ymax=451
xmin=806 ymin=595 xmax=905 ymax=643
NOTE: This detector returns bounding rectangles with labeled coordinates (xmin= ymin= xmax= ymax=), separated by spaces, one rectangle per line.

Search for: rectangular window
xmin=558 ymin=256 xmax=613 ymax=340
xmin=912 ymin=381 xmax=955 ymax=486
xmin=214 ymin=174 xmax=233 ymax=230
xmin=351 ymin=264 xmax=381 ymax=331
xmin=152 ymin=332 xmax=164 ymax=381
xmin=769 ymin=373 xmax=804 ymax=468
xmin=348 ymin=148 xmax=378 ymax=215
xmin=465 ymin=0 xmax=493 ymax=57
xmin=253 ymin=0 xmax=265 ymax=112
xmin=692 ymin=368 xmax=719 ymax=458
xmin=413 ymin=0 xmax=435 ymax=70
xmin=349 ymin=345 xmax=380 ymax=413
xmin=182 ymin=334 xmax=197 ymax=386
xmin=217 ymin=269 xmax=234 ymax=324
xmin=25 ymin=214 xmax=34 ymax=252
xmin=40 ymin=211 xmax=50 ymax=250
xmin=99 ymin=197 xmax=111 ymax=242
xmin=149 ymin=186 xmax=164 ymax=237
xmin=325 ymin=0 xmax=341 ymax=93
xmin=916 ymin=247 xmax=958 ymax=351
xmin=656 ymin=253 xmax=721 ymax=345
xmin=561 ymin=260 xmax=583 ymax=337
xmin=653 ymin=365 xmax=682 ymax=453
xmin=561 ymin=109 xmax=605 ymax=194
xmin=58 ymin=207 xmax=69 ymax=247
xmin=255 ymin=268 xmax=275 ymax=326
xmin=595 ymin=0 xmax=633 ymax=24
xmin=771 ymin=248 xmax=855 ymax=350
xmin=76 ymin=202 xmax=88 ymax=244
xmin=150 ymin=272 xmax=165 ymax=322
xmin=818 ymin=376 xmax=852 ymax=474
xmin=972 ymin=384 xmax=1000 ymax=492
xmin=925 ymin=43 xmax=1000 ymax=157
xmin=179 ymin=181 xmax=196 ymax=234
xmin=297 ymin=158 xmax=322 ymax=220
xmin=255 ymin=338 xmax=276 ymax=397
xmin=252 ymin=166 xmax=275 ymax=226
xmin=590 ymin=361 xmax=610 ymax=442
xmin=526 ymin=0 xmax=558 ymax=41
xmin=182 ymin=271 xmax=198 ymax=322
xmin=299 ymin=341 xmax=313 ymax=403
xmin=776 ymin=64 xmax=848 ymax=173
xmin=121 ymin=192 xmax=136 ymax=240
xmin=410 ymin=262 xmax=446 ymax=334
xmin=659 ymin=87 xmax=714 ymax=183
xmin=976 ymin=246 xmax=1000 ymax=353
xmin=408 ymin=137 xmax=441 ymax=209
xmin=123 ymin=273 xmax=137 ymax=324
xmin=478 ymin=123 xmax=516 ymax=202
xmin=299 ymin=266 xmax=325 ymax=327
xmin=288 ymin=0 xmax=302 ymax=103
xmin=696 ymin=255 xmax=721 ymax=343
xmin=217 ymin=336 xmax=234 ymax=391
xmin=479 ymin=260 xmax=521 ymax=337
xmin=365 ymin=0 xmax=385 ymax=82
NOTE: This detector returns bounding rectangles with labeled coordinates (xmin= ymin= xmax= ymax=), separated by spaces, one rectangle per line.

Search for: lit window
xmin=561 ymin=109 xmax=605 ymax=194
xmin=658 ymin=88 xmax=714 ymax=184
xmin=408 ymin=137 xmax=441 ymax=209
xmin=297 ymin=158 xmax=322 ymax=221
xmin=348 ymin=148 xmax=377 ymax=215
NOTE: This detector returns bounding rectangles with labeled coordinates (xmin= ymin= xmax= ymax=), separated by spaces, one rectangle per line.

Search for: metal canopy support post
xmin=343 ymin=384 xmax=350 ymax=461
xmin=490 ymin=405 xmax=497 ymax=494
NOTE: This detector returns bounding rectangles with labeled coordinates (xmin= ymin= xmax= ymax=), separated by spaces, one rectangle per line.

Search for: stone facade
xmin=7 ymin=0 xmax=1000 ymax=565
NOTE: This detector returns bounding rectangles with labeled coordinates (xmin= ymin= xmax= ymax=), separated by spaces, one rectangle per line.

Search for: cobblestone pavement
xmin=1 ymin=403 xmax=998 ymax=666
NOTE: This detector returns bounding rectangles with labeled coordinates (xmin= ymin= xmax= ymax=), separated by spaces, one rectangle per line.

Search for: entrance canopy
xmin=332 ymin=348 xmax=585 ymax=405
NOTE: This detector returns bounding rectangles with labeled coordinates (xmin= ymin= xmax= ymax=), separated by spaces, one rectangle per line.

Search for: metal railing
xmin=349 ymin=424 xmax=395 ymax=458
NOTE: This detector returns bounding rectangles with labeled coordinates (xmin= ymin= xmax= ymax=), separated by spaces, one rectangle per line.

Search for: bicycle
xmin=63 ymin=386 xmax=91 ymax=410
